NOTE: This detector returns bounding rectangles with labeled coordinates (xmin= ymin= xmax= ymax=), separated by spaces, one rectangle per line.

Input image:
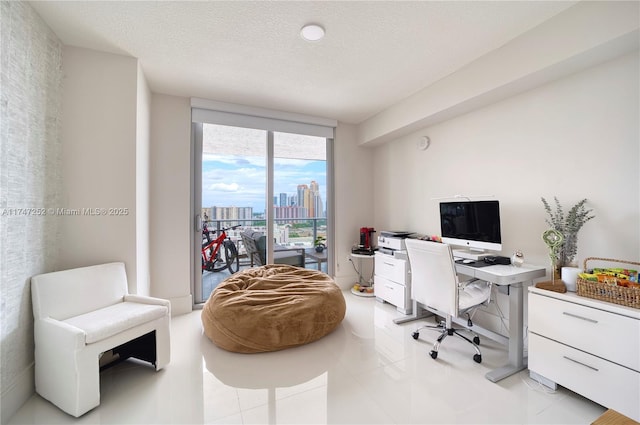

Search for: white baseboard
xmin=1 ymin=363 xmax=35 ymax=424
xmin=169 ymin=294 xmax=193 ymax=316
xmin=333 ymin=275 xmax=357 ymax=290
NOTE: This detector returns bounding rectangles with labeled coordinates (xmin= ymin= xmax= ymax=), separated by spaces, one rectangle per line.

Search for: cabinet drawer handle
xmin=385 ymin=285 xmax=394 ymax=290
xmin=384 ymin=262 xmax=395 ymax=267
xmin=562 ymin=312 xmax=598 ymax=324
xmin=562 ymin=356 xmax=599 ymax=372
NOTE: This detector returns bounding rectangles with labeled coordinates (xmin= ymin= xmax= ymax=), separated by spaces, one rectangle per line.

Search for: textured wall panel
xmin=0 ymin=2 xmax=62 ymax=419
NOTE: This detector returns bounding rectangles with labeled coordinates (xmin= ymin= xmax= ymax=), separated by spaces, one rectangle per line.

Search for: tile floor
xmin=8 ymin=292 xmax=606 ymax=424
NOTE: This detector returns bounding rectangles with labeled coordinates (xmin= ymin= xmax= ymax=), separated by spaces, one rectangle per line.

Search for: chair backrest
xmin=31 ymin=262 xmax=128 ymax=321
xmin=405 ymin=239 xmax=458 ymax=316
xmin=240 ymin=230 xmax=265 ymax=266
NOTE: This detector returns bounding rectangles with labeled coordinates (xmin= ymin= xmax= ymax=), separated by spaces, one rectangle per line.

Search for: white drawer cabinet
xmin=374 ymin=253 xmax=411 ymax=314
xmin=528 ymin=287 xmax=640 ymax=421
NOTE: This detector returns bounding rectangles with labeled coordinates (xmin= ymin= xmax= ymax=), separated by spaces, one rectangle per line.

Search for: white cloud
xmin=208 ymin=182 xmax=240 ymax=192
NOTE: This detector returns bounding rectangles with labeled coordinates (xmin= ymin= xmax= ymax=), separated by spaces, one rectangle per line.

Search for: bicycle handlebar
xmin=203 ymin=224 xmax=242 ymax=234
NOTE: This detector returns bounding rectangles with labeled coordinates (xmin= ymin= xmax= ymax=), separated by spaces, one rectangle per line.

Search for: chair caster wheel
xmin=412 ymin=332 xmax=419 ymax=340
xmin=430 ymin=350 xmax=438 ymax=360
xmin=473 ymin=354 xmax=482 ymax=363
xmin=473 ymin=336 xmax=480 ymax=345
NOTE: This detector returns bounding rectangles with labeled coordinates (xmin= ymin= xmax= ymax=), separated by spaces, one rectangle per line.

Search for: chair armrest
xmin=124 ymin=295 xmax=171 ymax=315
xmin=274 ymin=246 xmax=305 ymax=255
xmin=36 ymin=317 xmax=86 ymax=349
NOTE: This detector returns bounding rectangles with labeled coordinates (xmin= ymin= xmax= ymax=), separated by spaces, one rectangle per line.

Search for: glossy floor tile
xmin=8 ymin=292 xmax=606 ymax=424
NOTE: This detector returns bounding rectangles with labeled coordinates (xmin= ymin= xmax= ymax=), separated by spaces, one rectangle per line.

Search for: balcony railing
xmin=203 ymin=217 xmax=327 ymax=260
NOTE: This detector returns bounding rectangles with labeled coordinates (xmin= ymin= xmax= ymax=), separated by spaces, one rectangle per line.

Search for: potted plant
xmin=541 ymin=197 xmax=595 ymax=271
xmin=314 ymin=236 xmax=326 ymax=253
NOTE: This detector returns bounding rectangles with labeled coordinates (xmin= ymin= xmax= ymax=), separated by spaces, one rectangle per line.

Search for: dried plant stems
xmin=541 ymin=197 xmax=595 ymax=267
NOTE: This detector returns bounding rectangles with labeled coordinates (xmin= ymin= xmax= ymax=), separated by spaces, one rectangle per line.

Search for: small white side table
xmin=350 ymin=253 xmax=375 ymax=297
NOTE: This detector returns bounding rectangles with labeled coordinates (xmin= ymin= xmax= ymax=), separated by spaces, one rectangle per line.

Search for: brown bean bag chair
xmin=202 ymin=264 xmax=346 ymax=353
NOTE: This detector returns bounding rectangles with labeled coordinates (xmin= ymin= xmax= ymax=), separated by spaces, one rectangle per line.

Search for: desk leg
xmin=393 ymin=300 xmax=432 ymax=325
xmin=485 ymin=282 xmax=527 ymax=383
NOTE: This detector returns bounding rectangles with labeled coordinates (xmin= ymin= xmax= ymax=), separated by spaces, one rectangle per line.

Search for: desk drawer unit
xmin=375 ymin=254 xmax=406 ymax=283
xmin=528 ymin=287 xmax=640 ymax=421
xmin=374 ymin=253 xmax=411 ymax=314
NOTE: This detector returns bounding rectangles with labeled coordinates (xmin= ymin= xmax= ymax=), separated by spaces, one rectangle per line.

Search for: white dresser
xmin=374 ymin=252 xmax=411 ymax=314
xmin=528 ymin=286 xmax=640 ymax=421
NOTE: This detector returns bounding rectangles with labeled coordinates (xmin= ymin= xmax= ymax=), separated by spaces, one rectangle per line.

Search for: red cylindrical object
xmin=360 ymin=227 xmax=375 ymax=249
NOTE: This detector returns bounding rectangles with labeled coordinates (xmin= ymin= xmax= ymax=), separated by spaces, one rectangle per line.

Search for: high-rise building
xmin=210 ymin=206 xmax=253 ymax=227
xmin=297 ymin=184 xmax=309 ymax=218
xmin=314 ymin=194 xmax=324 ymax=218
xmin=279 ymin=193 xmax=287 ymax=208
xmin=309 ymin=180 xmax=320 ymax=217
xmin=274 ymin=205 xmax=306 ymax=220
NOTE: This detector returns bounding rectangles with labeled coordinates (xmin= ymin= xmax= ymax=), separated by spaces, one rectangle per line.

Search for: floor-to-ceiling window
xmin=191 ymin=100 xmax=336 ymax=304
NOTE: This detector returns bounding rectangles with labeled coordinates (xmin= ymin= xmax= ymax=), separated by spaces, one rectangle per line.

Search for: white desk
xmin=395 ymin=262 xmax=545 ymax=383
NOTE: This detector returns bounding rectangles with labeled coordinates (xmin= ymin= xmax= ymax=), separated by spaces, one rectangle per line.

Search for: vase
xmin=315 ymin=245 xmax=324 ymax=253
xmin=511 ymin=251 xmax=524 ymax=267
xmin=561 ymin=266 xmax=583 ymax=292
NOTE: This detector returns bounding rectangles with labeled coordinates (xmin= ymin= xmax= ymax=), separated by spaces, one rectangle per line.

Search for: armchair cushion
xmin=63 ymin=302 xmax=169 ymax=344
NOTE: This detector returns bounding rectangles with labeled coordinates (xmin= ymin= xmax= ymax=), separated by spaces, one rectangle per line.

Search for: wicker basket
xmin=576 ymin=257 xmax=640 ymax=309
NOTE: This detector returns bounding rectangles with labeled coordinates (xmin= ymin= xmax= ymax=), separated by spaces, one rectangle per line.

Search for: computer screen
xmin=439 ymin=200 xmax=502 ymax=254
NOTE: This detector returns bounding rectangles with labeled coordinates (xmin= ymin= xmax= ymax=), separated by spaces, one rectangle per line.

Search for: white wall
xmin=136 ymin=64 xmax=152 ymax=296
xmin=149 ymin=94 xmax=193 ymax=314
xmin=358 ymin=1 xmax=639 ymax=146
xmin=373 ymin=51 xmax=639 ymax=334
xmin=333 ymin=123 xmax=375 ymax=288
xmin=59 ymin=46 xmax=140 ymax=292
xmin=0 ymin=2 xmax=62 ymax=421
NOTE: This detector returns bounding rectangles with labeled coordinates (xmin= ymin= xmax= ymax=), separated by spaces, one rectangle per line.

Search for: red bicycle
xmin=202 ymin=223 xmax=240 ymax=273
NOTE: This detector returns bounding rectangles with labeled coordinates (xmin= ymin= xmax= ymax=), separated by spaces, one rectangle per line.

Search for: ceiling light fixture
xmin=300 ymin=24 xmax=325 ymax=42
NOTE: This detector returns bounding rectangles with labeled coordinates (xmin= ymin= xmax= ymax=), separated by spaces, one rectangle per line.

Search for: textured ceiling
xmin=29 ymin=1 xmax=577 ymax=123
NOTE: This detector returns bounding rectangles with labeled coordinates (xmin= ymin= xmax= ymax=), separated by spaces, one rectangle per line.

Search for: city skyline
xmin=202 ymin=153 xmax=326 ymax=214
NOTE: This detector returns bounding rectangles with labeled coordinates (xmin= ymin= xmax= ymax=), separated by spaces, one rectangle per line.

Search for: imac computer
xmin=440 ymin=200 xmax=502 ymax=261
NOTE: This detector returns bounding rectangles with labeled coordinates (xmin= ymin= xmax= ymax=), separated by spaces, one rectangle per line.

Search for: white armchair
xmin=31 ymin=262 xmax=171 ymax=417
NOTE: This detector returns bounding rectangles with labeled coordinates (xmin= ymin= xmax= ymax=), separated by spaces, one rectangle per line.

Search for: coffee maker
xmin=352 ymin=227 xmax=376 ymax=255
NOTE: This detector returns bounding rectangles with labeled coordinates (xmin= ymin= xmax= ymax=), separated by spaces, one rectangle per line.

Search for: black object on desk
xmin=456 ymin=260 xmax=493 ymax=268
xmin=456 ymin=256 xmax=511 ymax=268
xmin=483 ymin=256 xmax=511 ymax=265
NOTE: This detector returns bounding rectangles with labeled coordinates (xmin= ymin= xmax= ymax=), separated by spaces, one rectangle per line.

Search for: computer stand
xmin=452 ymin=249 xmax=490 ymax=261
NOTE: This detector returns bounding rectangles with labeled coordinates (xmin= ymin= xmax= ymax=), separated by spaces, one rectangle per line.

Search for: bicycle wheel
xmin=204 ymin=245 xmax=224 ymax=272
xmin=224 ymin=240 xmax=240 ymax=273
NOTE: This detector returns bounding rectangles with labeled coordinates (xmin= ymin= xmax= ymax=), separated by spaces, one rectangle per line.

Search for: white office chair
xmin=405 ymin=239 xmax=491 ymax=363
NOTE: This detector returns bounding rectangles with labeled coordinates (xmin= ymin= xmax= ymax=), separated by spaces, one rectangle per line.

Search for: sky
xmin=202 ymin=154 xmax=326 ymax=213
xmin=201 ymin=123 xmax=327 ymax=214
